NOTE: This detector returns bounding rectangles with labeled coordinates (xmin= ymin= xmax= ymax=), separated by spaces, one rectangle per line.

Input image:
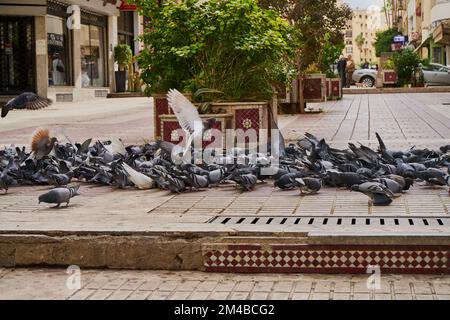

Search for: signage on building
xmin=120 ymin=0 xmax=136 ymax=10
xmin=47 ymin=33 xmax=64 ymax=47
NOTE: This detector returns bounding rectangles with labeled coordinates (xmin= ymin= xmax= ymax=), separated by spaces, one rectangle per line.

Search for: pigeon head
xmin=71 ymin=185 xmax=81 ymax=196
xmin=350 ymin=184 xmax=360 ymax=192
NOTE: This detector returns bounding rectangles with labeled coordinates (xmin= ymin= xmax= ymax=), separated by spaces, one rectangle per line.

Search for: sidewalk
xmin=0 ymin=93 xmax=449 ymax=273
xmin=0 ymin=268 xmax=448 ymax=300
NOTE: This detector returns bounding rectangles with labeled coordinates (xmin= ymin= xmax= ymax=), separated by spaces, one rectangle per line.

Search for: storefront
xmin=0 ymin=0 xmax=141 ymax=101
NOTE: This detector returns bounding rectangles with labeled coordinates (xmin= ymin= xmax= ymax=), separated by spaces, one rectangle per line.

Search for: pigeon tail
xmin=122 ymin=163 xmax=153 ymax=190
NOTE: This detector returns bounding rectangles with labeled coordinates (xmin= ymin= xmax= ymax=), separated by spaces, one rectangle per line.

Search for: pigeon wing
xmin=167 ymin=89 xmax=202 ymax=133
xmin=10 ymin=93 xmax=52 ymax=111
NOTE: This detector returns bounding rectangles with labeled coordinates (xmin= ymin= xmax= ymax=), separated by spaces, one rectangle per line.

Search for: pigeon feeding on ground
xmin=1 ymin=120 xmax=450 ymax=208
xmin=38 ymin=186 xmax=80 ymax=208
xmin=351 ymin=182 xmax=394 ymax=206
xmin=2 ymin=92 xmax=52 ymax=118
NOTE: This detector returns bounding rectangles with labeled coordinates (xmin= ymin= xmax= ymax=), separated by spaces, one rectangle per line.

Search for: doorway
xmin=0 ymin=16 xmax=35 ymax=94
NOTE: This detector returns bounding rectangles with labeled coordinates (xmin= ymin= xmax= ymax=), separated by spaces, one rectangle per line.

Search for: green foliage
xmin=132 ymin=0 xmax=295 ymax=100
xmin=355 ymin=33 xmax=365 ymax=49
xmin=114 ymin=44 xmax=132 ymax=71
xmin=392 ymin=49 xmax=422 ymax=86
xmin=319 ymin=33 xmax=345 ymax=76
xmin=374 ymin=28 xmax=398 ymax=57
xmin=259 ymin=0 xmax=352 ymax=72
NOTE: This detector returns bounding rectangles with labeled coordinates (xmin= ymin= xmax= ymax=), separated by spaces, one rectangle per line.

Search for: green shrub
xmin=114 ymin=44 xmax=133 ymax=71
xmin=133 ymin=0 xmax=295 ymax=100
xmin=392 ymin=49 xmax=422 ymax=86
xmin=374 ymin=28 xmax=398 ymax=57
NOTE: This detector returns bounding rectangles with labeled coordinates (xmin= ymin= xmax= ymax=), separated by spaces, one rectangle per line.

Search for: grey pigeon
xmin=295 ymin=177 xmax=322 ymax=195
xmin=48 ymin=172 xmax=74 ymax=186
xmin=327 ymin=171 xmax=366 ymax=188
xmin=372 ymin=178 xmax=403 ymax=194
xmin=0 ymin=168 xmax=14 ymax=194
xmin=386 ymin=174 xmax=414 ymax=191
xmin=38 ymin=186 xmax=80 ymax=208
xmin=231 ymin=173 xmax=258 ymax=191
xmin=2 ymin=92 xmax=52 ymax=118
xmin=416 ymin=168 xmax=447 ymax=186
xmin=351 ymin=182 xmax=394 ymax=206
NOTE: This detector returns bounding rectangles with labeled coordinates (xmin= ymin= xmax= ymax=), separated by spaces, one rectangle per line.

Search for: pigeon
xmin=1 ymin=92 xmax=52 ymax=118
xmin=38 ymin=185 xmax=80 ymax=208
xmin=274 ymin=172 xmax=304 ymax=190
xmin=0 ymin=168 xmax=14 ymax=194
xmin=327 ymin=171 xmax=367 ymax=188
xmin=121 ymin=163 xmax=153 ymax=190
xmin=372 ymin=178 xmax=403 ymax=194
xmin=48 ymin=172 xmax=74 ymax=187
xmin=386 ymin=174 xmax=414 ymax=191
xmin=415 ymin=168 xmax=447 ymax=186
xmin=295 ymin=177 xmax=322 ymax=195
xmin=30 ymin=128 xmax=58 ymax=160
xmin=231 ymin=173 xmax=258 ymax=191
xmin=351 ymin=182 xmax=394 ymax=206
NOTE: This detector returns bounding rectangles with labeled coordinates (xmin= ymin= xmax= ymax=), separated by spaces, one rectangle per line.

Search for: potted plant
xmin=114 ymin=44 xmax=132 ymax=93
xmin=133 ymin=0 xmax=295 ymax=140
xmin=391 ymin=49 xmax=422 ymax=87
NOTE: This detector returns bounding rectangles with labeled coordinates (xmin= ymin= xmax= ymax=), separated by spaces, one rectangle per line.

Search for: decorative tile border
xmin=203 ymin=244 xmax=450 ymax=274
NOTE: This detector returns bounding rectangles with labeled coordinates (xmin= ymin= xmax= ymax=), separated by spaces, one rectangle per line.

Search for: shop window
xmin=47 ymin=15 xmax=72 ymax=86
xmin=80 ymin=23 xmax=106 ymax=87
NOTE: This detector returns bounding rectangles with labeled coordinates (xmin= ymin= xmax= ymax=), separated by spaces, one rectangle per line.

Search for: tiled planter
xmin=303 ymin=74 xmax=327 ymax=103
xmin=382 ymin=70 xmax=397 ymax=85
xmin=326 ymin=78 xmax=342 ymax=100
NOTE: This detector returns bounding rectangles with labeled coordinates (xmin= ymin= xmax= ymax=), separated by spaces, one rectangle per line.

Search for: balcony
xmin=431 ymin=0 xmax=450 ymax=25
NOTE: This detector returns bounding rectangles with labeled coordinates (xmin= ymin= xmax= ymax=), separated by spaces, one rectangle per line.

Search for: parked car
xmin=422 ymin=63 xmax=450 ymax=86
xmin=352 ymin=68 xmax=377 ymax=87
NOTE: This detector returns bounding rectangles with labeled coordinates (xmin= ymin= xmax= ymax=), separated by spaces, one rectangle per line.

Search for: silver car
xmin=422 ymin=63 xmax=450 ymax=86
xmin=352 ymin=68 xmax=377 ymax=87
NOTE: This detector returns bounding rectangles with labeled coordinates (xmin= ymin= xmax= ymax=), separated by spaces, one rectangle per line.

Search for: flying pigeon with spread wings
xmin=2 ymin=92 xmax=52 ymax=118
xmin=167 ymin=89 xmax=206 ymax=156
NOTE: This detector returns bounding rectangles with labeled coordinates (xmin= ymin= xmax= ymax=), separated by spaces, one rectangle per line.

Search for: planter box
xmin=160 ymin=114 xmax=232 ymax=149
xmin=303 ymin=74 xmax=326 ymax=103
xmin=326 ymin=78 xmax=342 ymax=100
xmin=382 ymin=70 xmax=397 ymax=84
xmin=153 ymin=93 xmax=192 ymax=140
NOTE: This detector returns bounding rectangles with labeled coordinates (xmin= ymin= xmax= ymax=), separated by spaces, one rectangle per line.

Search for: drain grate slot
xmin=208 ymin=216 xmax=449 ymax=229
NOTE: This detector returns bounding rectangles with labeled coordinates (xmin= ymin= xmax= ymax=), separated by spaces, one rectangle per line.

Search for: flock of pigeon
xmin=0 ymin=91 xmax=450 ymax=208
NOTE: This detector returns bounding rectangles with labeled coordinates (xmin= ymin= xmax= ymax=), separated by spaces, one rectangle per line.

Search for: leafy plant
xmin=383 ymin=58 xmax=395 ymax=70
xmin=355 ymin=33 xmax=365 ymax=49
xmin=392 ymin=49 xmax=423 ymax=86
xmin=114 ymin=44 xmax=133 ymax=71
xmin=319 ymin=32 xmax=345 ymax=76
xmin=132 ymin=0 xmax=295 ymax=100
xmin=305 ymin=63 xmax=321 ymax=74
xmin=374 ymin=28 xmax=398 ymax=57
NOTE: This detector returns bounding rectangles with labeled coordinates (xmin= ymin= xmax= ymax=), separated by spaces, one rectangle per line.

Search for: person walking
xmin=51 ymin=53 xmax=65 ymax=86
xmin=346 ymin=55 xmax=355 ymax=88
xmin=337 ymin=55 xmax=347 ymax=95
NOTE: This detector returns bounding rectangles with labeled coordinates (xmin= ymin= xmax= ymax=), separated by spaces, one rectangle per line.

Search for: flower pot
xmin=115 ymin=70 xmax=128 ymax=92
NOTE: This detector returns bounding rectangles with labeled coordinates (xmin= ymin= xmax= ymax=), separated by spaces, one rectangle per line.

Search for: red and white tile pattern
xmin=203 ymin=244 xmax=450 ymax=274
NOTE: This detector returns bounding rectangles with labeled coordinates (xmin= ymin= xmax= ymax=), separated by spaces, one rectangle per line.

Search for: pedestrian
xmin=337 ymin=55 xmax=347 ymax=94
xmin=346 ymin=55 xmax=355 ymax=88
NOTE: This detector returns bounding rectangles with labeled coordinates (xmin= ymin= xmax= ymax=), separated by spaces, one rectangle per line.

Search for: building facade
xmin=343 ymin=7 xmax=388 ymax=66
xmin=0 ymin=0 xmax=143 ymax=101
xmin=401 ymin=0 xmax=450 ymax=66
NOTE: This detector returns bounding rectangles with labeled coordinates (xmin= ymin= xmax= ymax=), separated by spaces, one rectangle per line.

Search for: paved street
xmin=0 ymin=93 xmax=449 ymax=235
xmin=0 ymin=268 xmax=449 ymax=300
xmin=0 ymin=93 xmax=449 ymax=299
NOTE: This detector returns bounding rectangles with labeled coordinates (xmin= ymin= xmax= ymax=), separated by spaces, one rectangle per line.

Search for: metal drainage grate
xmin=207 ymin=216 xmax=448 ymax=227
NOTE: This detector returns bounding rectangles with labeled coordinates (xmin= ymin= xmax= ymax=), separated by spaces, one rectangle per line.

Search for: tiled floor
xmin=0 ymin=93 xmax=449 ymax=235
xmin=0 ymin=268 xmax=448 ymax=300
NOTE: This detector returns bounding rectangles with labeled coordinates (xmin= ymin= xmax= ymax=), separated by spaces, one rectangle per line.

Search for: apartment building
xmin=343 ymin=7 xmax=388 ymax=66
xmin=401 ymin=0 xmax=450 ymax=66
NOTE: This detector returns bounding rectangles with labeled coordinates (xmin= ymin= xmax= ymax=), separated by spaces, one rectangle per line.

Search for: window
xmin=80 ymin=24 xmax=106 ymax=87
xmin=118 ymin=11 xmax=135 ymax=54
xmin=47 ymin=15 xmax=72 ymax=86
xmin=80 ymin=11 xmax=107 ymax=88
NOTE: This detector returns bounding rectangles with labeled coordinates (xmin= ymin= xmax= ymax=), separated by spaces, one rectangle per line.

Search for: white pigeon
xmin=121 ymin=163 xmax=154 ymax=190
xmin=167 ymin=89 xmax=204 ymax=157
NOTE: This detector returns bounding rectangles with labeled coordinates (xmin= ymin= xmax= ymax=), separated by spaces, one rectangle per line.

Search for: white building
xmin=0 ymin=0 xmax=144 ymax=101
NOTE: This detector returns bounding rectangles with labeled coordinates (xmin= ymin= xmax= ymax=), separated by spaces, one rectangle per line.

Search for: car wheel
xmin=360 ymin=76 xmax=375 ymax=87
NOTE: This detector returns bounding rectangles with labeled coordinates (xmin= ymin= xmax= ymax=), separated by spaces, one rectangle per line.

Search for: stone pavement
xmin=0 ymin=93 xmax=449 ymax=272
xmin=0 ymin=268 xmax=449 ymax=300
